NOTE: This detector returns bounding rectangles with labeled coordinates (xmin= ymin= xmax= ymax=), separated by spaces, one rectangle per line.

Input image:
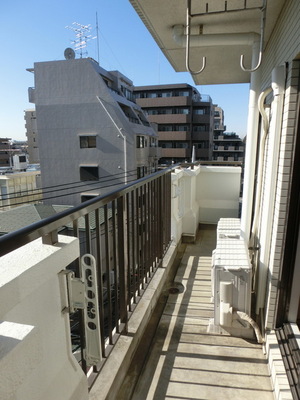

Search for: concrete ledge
xmin=0 ymin=321 xmax=39 ymax=399
xmin=89 ymin=242 xmax=178 ymax=400
xmin=265 ymin=331 xmax=293 ymax=400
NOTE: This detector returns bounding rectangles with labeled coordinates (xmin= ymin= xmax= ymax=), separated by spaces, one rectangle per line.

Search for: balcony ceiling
xmin=129 ymin=0 xmax=285 ymax=85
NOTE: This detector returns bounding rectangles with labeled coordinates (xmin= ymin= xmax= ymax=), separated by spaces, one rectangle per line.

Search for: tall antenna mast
xmin=65 ymin=22 xmax=96 ymax=58
xmin=96 ymin=12 xmax=100 ymax=63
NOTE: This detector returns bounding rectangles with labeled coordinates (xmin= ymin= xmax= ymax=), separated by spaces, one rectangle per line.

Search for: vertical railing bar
xmin=117 ymin=195 xmax=128 ymax=333
xmin=155 ymin=176 xmax=160 ymax=268
xmin=145 ymin=181 xmax=151 ymax=277
xmin=140 ymin=184 xmax=146 ymax=288
xmin=152 ymin=178 xmax=157 ymax=270
xmin=104 ymin=204 xmax=113 ymax=344
xmin=126 ymin=191 xmax=134 ymax=312
xmin=135 ymin=187 xmax=141 ymax=296
xmin=95 ymin=208 xmax=106 ymax=358
xmin=111 ymin=200 xmax=120 ymax=333
xmin=162 ymin=174 xmax=167 ymax=249
xmin=131 ymin=190 xmax=137 ymax=305
xmin=126 ymin=192 xmax=132 ymax=311
xmin=150 ymin=179 xmax=155 ymax=273
xmin=158 ymin=175 xmax=164 ymax=261
xmin=167 ymin=172 xmax=172 ymax=247
xmin=85 ymin=213 xmax=92 ymax=254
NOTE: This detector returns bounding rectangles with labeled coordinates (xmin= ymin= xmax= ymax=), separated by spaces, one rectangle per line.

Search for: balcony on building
xmin=0 ymin=164 xmax=247 ymax=400
xmin=161 ymin=147 xmax=190 ymax=158
xmin=158 ymin=130 xmax=191 ymax=141
xmin=147 ymin=113 xmax=192 ymax=124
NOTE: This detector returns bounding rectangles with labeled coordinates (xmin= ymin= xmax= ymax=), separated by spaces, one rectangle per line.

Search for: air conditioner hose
xmin=234 ymin=310 xmax=263 ymax=344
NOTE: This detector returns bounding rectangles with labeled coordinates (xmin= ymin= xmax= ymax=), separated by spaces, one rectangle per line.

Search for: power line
xmin=0 ymin=169 xmax=138 ymax=201
xmin=0 ymin=174 xmax=145 ymax=209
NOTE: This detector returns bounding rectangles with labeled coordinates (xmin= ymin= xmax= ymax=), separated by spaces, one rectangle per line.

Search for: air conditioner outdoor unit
xmin=209 ymin=219 xmax=253 ymax=340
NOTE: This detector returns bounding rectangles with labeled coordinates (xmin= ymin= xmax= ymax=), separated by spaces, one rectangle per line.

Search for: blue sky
xmin=0 ymin=0 xmax=249 ymax=141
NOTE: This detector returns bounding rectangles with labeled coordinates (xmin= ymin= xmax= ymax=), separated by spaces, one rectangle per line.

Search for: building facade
xmin=25 ymin=109 xmax=39 ymax=164
xmin=0 ymin=170 xmax=42 ymax=210
xmin=213 ymin=105 xmax=225 ymax=135
xmin=213 ymin=132 xmax=245 ymax=163
xmin=0 ymin=138 xmax=11 ymax=168
xmin=134 ymin=84 xmax=214 ymax=164
xmin=28 ymin=58 xmax=160 ymax=206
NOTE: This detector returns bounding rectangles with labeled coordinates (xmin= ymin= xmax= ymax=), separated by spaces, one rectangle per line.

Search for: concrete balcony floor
xmin=118 ymin=226 xmax=274 ymax=400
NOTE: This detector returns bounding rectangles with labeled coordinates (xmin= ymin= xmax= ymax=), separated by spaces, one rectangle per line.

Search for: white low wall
xmin=197 ymin=166 xmax=241 ymax=223
xmin=0 ymin=236 xmax=88 ymax=400
xmin=171 ymin=165 xmax=241 ymax=243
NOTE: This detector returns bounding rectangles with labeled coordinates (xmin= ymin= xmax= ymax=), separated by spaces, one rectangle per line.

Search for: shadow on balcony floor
xmin=118 ymin=225 xmax=274 ymax=400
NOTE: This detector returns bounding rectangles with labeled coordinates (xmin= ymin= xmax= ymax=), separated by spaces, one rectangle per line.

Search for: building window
xmin=80 ymin=166 xmax=99 ymax=181
xmin=136 ymin=136 xmax=146 ymax=148
xmin=175 ymin=142 xmax=188 ymax=149
xmin=161 ymin=91 xmax=172 ymax=97
xmin=194 ymin=108 xmax=208 ymax=115
xmin=81 ymin=194 xmax=98 ymax=203
xmin=137 ymin=166 xmax=146 ymax=179
xmin=193 ymin=124 xmax=207 ymax=132
xmin=80 ymin=136 xmax=97 ymax=148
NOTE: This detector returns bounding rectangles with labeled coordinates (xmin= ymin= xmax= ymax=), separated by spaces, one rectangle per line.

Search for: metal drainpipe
xmin=240 ymin=40 xmax=262 ymax=242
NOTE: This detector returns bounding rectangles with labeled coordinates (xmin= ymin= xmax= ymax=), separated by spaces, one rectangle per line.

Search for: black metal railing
xmin=0 ymin=168 xmax=172 ymax=374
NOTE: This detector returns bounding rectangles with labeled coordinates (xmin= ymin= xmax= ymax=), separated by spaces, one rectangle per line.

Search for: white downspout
xmin=255 ymin=65 xmax=286 ymax=315
xmin=96 ymin=96 xmax=128 ymax=185
xmin=249 ymin=86 xmax=272 ymax=249
xmin=240 ymin=40 xmax=262 ymax=241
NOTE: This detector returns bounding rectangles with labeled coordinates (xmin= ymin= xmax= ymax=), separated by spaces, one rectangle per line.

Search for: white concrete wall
xmin=257 ymin=0 xmax=300 ymax=330
xmin=171 ymin=165 xmax=241 ymax=243
xmin=197 ymin=166 xmax=241 ymax=224
xmin=0 ymin=236 xmax=88 ymax=400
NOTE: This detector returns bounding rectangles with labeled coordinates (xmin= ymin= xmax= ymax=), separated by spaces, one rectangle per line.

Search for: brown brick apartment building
xmin=134 ymin=84 xmax=214 ymax=164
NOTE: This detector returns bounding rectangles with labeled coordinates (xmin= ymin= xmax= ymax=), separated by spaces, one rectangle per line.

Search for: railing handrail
xmin=0 ymin=167 xmax=175 ymax=257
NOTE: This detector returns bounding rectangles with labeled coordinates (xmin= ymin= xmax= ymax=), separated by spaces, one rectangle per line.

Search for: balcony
xmin=0 ymin=164 xmax=246 ymax=400
xmin=161 ymin=147 xmax=190 ymax=158
xmin=136 ymin=96 xmax=192 ymax=107
xmin=147 ymin=114 xmax=191 ymax=124
xmin=192 ymin=131 xmax=210 ymax=141
xmin=193 ymin=114 xmax=211 ymax=124
xmin=158 ymin=131 xmax=191 ymax=141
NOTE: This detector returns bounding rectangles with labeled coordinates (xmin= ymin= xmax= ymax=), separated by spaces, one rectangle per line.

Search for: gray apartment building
xmin=134 ymin=84 xmax=214 ymax=164
xmin=27 ymin=57 xmax=159 ymax=206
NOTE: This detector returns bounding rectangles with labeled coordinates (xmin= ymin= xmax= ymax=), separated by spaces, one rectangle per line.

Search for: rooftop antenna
xmin=96 ymin=12 xmax=100 ymax=63
xmin=65 ymin=22 xmax=97 ymax=58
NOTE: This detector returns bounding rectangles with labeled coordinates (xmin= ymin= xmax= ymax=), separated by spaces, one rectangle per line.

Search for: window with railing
xmin=193 ymin=124 xmax=208 ymax=132
xmin=193 ymin=107 xmax=209 ymax=115
xmin=120 ymin=85 xmax=134 ymax=102
xmin=118 ymin=103 xmax=140 ymax=124
xmin=146 ymin=107 xmax=190 ymax=115
xmin=136 ymin=135 xmax=147 ymax=148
